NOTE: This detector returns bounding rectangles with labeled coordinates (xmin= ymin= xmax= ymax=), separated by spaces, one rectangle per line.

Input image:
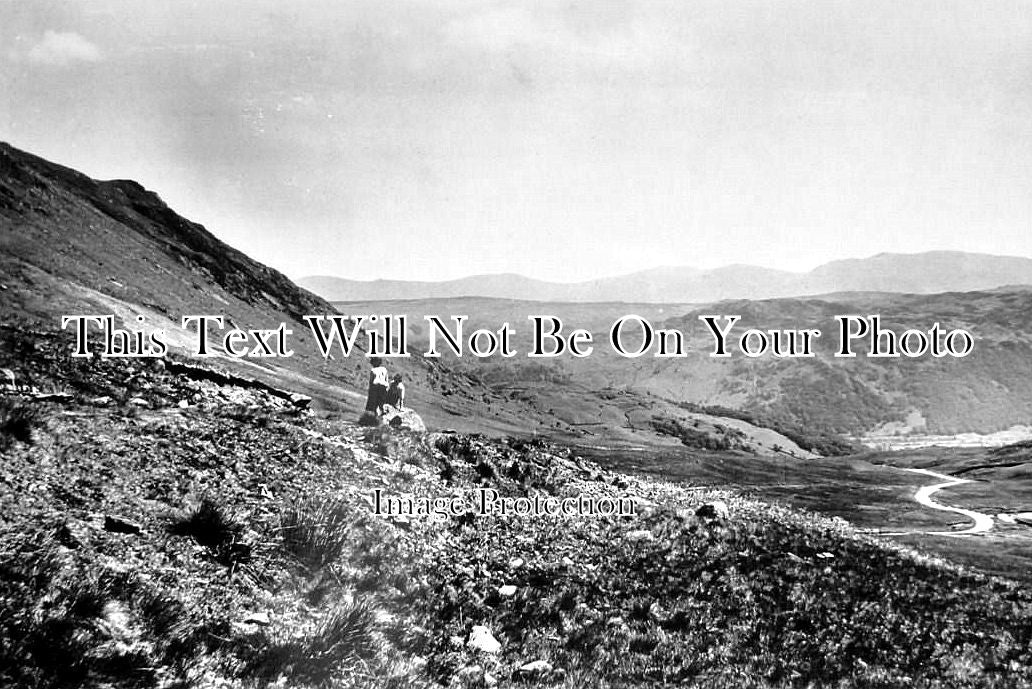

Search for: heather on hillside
xmin=1 ymin=343 xmax=1031 ymax=687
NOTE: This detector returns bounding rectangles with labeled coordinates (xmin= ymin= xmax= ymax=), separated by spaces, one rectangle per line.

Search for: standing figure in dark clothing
xmin=365 ymin=357 xmax=389 ymax=414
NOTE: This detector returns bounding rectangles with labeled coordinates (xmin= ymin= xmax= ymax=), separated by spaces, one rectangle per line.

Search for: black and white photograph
xmin=2 ymin=2 xmax=1032 ymax=687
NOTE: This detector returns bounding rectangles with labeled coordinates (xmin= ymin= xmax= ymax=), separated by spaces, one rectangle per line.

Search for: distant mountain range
xmin=301 ymin=251 xmax=1032 ymax=303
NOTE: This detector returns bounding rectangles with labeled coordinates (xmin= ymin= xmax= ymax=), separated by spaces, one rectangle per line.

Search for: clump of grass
xmin=279 ymin=496 xmax=354 ymax=571
xmin=0 ymin=398 xmax=40 ymax=448
xmin=169 ymin=498 xmax=251 ymax=567
xmin=243 ymin=601 xmax=381 ymax=684
xmin=0 ymin=531 xmax=219 ymax=688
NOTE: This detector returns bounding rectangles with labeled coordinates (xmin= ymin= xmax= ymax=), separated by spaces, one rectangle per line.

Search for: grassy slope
xmin=2 ymin=341 xmax=1032 ymax=688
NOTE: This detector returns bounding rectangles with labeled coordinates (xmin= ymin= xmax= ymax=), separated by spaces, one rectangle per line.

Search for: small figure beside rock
xmin=386 ymin=373 xmax=405 ymax=410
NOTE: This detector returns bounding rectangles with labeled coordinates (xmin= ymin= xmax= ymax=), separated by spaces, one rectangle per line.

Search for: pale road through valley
xmin=880 ymin=467 xmax=995 ymax=537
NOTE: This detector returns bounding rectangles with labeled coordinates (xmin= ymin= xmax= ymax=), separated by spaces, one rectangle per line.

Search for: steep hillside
xmin=658 ymin=292 xmax=1032 ymax=436
xmin=0 ymin=142 xmax=550 ymax=436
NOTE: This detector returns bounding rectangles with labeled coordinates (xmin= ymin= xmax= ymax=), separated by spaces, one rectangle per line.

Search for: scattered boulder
xmin=467 ymin=625 xmax=501 ymax=654
xmin=625 ymin=529 xmax=654 ymax=543
xmin=240 ymin=611 xmax=271 ymax=626
xmin=103 ymin=514 xmax=143 ymax=535
xmin=498 ymin=584 xmax=518 ymax=598
xmin=518 ymin=660 xmax=554 ymax=677
xmin=696 ymin=500 xmax=730 ymax=520
xmin=55 ymin=520 xmax=89 ymax=549
xmin=382 ymin=407 xmax=426 ymax=432
xmin=363 ymin=407 xmax=427 ymax=431
xmin=288 ymin=392 xmax=312 ymax=410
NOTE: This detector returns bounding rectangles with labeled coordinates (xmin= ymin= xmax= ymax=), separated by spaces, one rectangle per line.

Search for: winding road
xmin=881 ymin=467 xmax=994 ymax=537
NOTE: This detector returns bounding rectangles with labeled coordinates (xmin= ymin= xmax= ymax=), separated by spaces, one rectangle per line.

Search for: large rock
xmin=380 ymin=407 xmax=426 ymax=432
xmin=696 ymin=500 xmax=730 ymax=520
xmin=518 ymin=660 xmax=554 ymax=677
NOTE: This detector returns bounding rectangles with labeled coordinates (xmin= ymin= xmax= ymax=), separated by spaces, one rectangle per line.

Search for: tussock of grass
xmin=0 ymin=398 xmax=39 ymax=447
xmin=0 ymin=532 xmax=227 ymax=688
xmin=241 ymin=601 xmax=381 ymax=684
xmin=169 ymin=498 xmax=251 ymax=568
xmin=278 ymin=496 xmax=355 ymax=571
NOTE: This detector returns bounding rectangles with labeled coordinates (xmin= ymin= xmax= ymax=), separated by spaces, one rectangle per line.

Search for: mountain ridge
xmin=302 ymin=250 xmax=1032 ymax=303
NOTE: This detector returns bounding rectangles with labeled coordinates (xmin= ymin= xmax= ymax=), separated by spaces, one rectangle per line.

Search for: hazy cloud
xmin=23 ymin=30 xmax=102 ymax=66
xmin=2 ymin=1 xmax=1031 ymax=282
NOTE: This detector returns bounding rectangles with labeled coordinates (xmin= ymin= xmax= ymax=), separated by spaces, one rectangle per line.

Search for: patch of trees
xmin=673 ymin=401 xmax=860 ymax=457
xmin=650 ymin=416 xmax=751 ymax=452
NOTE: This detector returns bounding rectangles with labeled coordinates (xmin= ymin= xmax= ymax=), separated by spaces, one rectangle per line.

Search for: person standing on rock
xmin=386 ymin=373 xmax=406 ymax=410
xmin=365 ymin=357 xmax=389 ymax=415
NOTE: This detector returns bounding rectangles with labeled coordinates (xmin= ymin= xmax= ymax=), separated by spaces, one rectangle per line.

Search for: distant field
xmin=577 ymin=443 xmax=1032 ymax=582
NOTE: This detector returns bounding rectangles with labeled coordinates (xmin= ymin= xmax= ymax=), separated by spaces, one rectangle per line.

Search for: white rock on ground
xmin=518 ymin=660 xmax=554 ymax=676
xmin=467 ymin=625 xmax=501 ymax=654
xmin=625 ymin=529 xmax=654 ymax=542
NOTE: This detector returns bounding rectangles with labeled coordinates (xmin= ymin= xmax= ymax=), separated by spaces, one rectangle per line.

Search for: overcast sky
xmin=2 ymin=1 xmax=1031 ymax=282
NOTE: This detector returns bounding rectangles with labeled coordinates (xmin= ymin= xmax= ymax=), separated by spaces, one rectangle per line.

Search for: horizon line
xmin=293 ymin=249 xmax=1032 ymax=286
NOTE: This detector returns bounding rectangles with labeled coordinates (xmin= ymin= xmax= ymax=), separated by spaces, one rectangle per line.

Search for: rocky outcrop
xmin=360 ymin=407 xmax=427 ymax=432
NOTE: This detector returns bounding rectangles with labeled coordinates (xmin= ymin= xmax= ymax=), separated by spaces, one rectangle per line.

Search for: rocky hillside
xmin=2 ymin=324 xmax=1032 ymax=688
xmin=0 ymin=142 xmax=565 ymax=437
